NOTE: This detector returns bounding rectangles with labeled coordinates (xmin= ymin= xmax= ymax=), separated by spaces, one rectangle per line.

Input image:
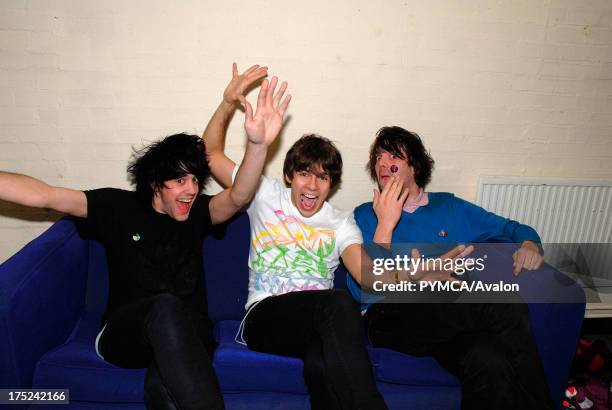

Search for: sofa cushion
xmin=32 ymin=315 xmax=145 ymax=403
xmin=214 ymin=320 xmax=308 ymax=394
xmin=215 ymin=320 xmax=459 ymax=391
xmin=370 ymin=346 xmax=459 ymax=386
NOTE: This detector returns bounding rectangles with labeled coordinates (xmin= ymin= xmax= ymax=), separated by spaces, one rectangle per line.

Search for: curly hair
xmin=367 ymin=126 xmax=435 ymax=188
xmin=283 ymin=134 xmax=343 ymax=190
xmin=127 ymin=133 xmax=210 ymax=202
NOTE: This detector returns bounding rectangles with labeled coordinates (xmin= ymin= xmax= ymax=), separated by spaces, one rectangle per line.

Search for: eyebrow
xmin=301 ymin=167 xmax=329 ymax=179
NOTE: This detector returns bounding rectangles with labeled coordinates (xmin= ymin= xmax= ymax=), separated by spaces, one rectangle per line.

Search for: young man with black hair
xmin=0 ymin=64 xmax=290 ymax=410
xmin=346 ymin=126 xmax=554 ymax=410
xmin=204 ymin=72 xmax=388 ymax=409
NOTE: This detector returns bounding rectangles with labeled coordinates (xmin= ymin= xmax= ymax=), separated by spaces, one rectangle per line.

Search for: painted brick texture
xmin=1 ymin=0 xmax=612 ymax=262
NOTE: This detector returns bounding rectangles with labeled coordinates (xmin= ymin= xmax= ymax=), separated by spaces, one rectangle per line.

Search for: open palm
xmin=242 ymin=76 xmax=291 ymax=146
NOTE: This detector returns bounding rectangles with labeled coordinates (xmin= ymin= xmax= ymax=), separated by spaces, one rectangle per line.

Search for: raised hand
xmin=241 ymin=76 xmax=291 ymax=147
xmin=223 ymin=63 xmax=269 ymax=105
xmin=373 ymin=175 xmax=409 ymax=230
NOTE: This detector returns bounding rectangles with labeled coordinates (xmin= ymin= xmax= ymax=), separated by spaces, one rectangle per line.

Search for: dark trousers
xmin=365 ymin=302 xmax=554 ymax=410
xmin=243 ymin=289 xmax=388 ymax=410
xmin=99 ymin=294 xmax=224 ymax=410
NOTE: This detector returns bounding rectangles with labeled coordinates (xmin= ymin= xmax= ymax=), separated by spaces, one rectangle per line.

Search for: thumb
xmin=238 ymin=96 xmax=252 ymax=119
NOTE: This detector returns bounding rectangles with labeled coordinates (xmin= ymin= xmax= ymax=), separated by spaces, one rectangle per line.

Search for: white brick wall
xmin=1 ymin=0 xmax=612 ymax=262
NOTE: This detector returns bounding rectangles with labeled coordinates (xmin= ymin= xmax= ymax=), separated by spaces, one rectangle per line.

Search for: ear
xmin=284 ymin=173 xmax=293 ymax=186
xmin=151 ymin=183 xmax=162 ymax=197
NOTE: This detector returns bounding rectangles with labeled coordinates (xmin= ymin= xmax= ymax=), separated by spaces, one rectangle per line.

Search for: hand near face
xmin=373 ymin=175 xmax=409 ymax=231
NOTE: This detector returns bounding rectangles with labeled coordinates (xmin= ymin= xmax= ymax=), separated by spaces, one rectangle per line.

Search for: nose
xmin=186 ymin=179 xmax=198 ymax=194
xmin=306 ymin=174 xmax=317 ymax=190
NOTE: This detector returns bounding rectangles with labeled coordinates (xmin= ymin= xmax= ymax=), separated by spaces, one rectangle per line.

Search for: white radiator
xmin=476 ymin=176 xmax=612 ymax=315
xmin=476 ymin=176 xmax=612 ymax=243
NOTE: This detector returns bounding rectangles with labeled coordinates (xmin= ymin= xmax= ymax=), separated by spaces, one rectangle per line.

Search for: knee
xmin=495 ymin=303 xmax=532 ymax=332
xmin=303 ymin=352 xmax=327 ymax=383
xmin=148 ymin=294 xmax=185 ymax=322
xmin=325 ymin=289 xmax=359 ymax=315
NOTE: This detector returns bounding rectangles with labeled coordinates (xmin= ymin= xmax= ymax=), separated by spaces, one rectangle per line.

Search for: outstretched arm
xmin=0 ymin=171 xmax=87 ymax=217
xmin=209 ymin=74 xmax=291 ymax=224
xmin=203 ymin=63 xmax=268 ymax=188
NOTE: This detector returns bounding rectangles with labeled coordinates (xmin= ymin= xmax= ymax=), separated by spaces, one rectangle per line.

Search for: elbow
xmin=229 ymin=190 xmax=252 ymax=209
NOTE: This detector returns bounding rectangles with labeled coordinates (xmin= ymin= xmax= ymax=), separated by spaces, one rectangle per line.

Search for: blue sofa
xmin=1 ymin=212 xmax=585 ymax=409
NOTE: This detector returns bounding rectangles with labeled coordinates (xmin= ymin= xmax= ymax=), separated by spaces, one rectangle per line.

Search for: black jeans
xmin=243 ymin=289 xmax=388 ymax=410
xmin=365 ymin=302 xmax=554 ymax=410
xmin=99 ymin=294 xmax=224 ymax=410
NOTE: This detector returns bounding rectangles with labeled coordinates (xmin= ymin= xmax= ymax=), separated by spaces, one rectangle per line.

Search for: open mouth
xmin=177 ymin=198 xmax=193 ymax=214
xmin=300 ymin=193 xmax=318 ymax=211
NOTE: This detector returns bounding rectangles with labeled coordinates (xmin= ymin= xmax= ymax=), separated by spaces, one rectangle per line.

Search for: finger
xmin=232 ymin=62 xmax=238 ymax=77
xmin=513 ymin=251 xmax=526 ymax=275
xmin=241 ymin=97 xmax=253 ymax=120
xmin=523 ymin=252 xmax=535 ymax=270
xmin=273 ymin=81 xmax=288 ymax=108
xmin=243 ymin=64 xmax=261 ymax=76
xmin=267 ymin=76 xmax=278 ymax=105
xmin=398 ymin=185 xmax=410 ymax=204
xmin=382 ymin=176 xmax=398 ymax=198
xmin=392 ymin=179 xmax=404 ymax=201
xmin=247 ymin=66 xmax=268 ymax=82
xmin=277 ymin=94 xmax=291 ymax=116
xmin=529 ymin=252 xmax=541 ymax=271
xmin=456 ymin=244 xmax=474 ymax=259
xmin=534 ymin=255 xmax=543 ymax=270
xmin=256 ymin=79 xmax=269 ymax=111
xmin=441 ymin=244 xmax=466 ymax=260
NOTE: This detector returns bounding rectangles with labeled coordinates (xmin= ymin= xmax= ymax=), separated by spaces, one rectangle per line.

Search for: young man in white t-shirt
xmin=204 ymin=64 xmax=388 ymax=410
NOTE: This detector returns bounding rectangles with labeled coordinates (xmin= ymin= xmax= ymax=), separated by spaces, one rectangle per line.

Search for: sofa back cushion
xmin=84 ymin=211 xmax=345 ymax=322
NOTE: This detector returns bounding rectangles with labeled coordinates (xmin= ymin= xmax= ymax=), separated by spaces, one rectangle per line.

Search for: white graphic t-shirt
xmin=241 ymin=174 xmax=362 ymax=309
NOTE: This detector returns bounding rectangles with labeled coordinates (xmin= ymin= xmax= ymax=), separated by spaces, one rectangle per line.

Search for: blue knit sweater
xmin=346 ymin=192 xmax=541 ymax=309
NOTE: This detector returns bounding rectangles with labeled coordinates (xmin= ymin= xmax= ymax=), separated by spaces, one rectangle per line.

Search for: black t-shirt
xmin=76 ymin=188 xmax=213 ymax=324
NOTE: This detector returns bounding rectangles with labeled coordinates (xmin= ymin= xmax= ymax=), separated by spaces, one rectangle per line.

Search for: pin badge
xmin=438 ymin=229 xmax=447 ymax=237
xmin=390 ymin=165 xmax=398 ymax=173
xmin=132 ymin=233 xmax=141 ymax=242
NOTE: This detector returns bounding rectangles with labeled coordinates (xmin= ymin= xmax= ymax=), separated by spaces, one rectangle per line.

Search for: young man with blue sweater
xmin=346 ymin=126 xmax=554 ymax=410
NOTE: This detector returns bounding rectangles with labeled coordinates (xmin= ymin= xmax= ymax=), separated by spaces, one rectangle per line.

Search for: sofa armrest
xmin=0 ymin=217 xmax=89 ymax=389
xmin=529 ymin=301 xmax=584 ymax=409
xmin=526 ymin=262 xmax=585 ymax=407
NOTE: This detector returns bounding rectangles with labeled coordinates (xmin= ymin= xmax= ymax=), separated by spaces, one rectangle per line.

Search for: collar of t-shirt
xmin=402 ymin=189 xmax=429 ymax=213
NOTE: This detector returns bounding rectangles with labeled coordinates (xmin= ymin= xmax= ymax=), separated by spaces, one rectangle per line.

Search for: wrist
xmin=521 ymin=240 xmax=540 ymax=252
xmin=220 ymin=99 xmax=237 ymax=112
xmin=245 ymin=140 xmax=269 ymax=153
xmin=376 ymin=219 xmax=398 ymax=234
